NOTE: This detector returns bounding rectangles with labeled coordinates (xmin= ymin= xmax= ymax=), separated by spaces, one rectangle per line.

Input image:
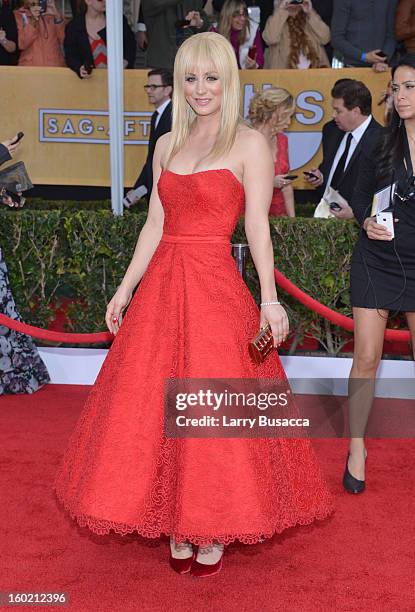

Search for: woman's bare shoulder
xmin=235 ymin=125 xmax=269 ymax=161
xmin=236 ymin=124 xmax=268 ymax=147
xmin=155 ymin=132 xmax=172 ymax=168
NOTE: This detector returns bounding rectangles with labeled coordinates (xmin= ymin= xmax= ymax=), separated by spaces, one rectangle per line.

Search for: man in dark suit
xmin=305 ymin=79 xmax=383 ymax=219
xmin=124 ymin=68 xmax=173 ymax=207
xmin=331 ymin=0 xmax=397 ymax=70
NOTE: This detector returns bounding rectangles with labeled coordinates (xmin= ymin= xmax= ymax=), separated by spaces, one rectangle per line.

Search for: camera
xmin=395 ymin=176 xmax=415 ymax=203
xmin=175 ymin=19 xmax=191 ymax=28
xmin=289 ymin=0 xmax=304 ymax=5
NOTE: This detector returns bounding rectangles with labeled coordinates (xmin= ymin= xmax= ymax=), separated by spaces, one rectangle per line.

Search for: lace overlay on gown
xmin=53 ymin=169 xmax=334 ymax=545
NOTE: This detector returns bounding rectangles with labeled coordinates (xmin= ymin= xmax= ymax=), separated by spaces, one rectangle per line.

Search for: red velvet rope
xmin=0 ymin=270 xmax=411 ymax=344
xmin=274 ymin=269 xmax=411 ymax=342
xmin=0 ymin=313 xmax=112 ymax=344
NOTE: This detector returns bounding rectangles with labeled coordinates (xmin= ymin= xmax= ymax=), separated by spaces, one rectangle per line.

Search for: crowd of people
xmin=125 ymin=68 xmax=388 ymax=218
xmin=0 ymin=1 xmax=413 ymax=73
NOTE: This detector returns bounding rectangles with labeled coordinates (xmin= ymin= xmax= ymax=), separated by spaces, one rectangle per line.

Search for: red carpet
xmin=0 ymin=385 xmax=414 ymax=612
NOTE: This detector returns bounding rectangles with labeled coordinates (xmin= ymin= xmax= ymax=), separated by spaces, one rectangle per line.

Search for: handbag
xmin=0 ymin=161 xmax=33 ymax=195
xmin=248 ymin=323 xmax=274 ymax=365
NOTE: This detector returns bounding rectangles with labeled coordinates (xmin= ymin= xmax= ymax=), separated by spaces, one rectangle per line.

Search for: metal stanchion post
xmin=232 ymin=243 xmax=250 ymax=281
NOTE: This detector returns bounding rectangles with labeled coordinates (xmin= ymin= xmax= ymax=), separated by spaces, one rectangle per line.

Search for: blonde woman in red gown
xmin=53 ymin=32 xmax=333 ymax=577
xmin=249 ymin=87 xmax=296 ymax=216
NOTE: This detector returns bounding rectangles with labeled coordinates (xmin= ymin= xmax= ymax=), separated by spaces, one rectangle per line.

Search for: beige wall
xmin=0 ymin=66 xmax=389 ymax=188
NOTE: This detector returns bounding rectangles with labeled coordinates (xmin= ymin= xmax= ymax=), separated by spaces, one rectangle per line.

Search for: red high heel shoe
xmin=169 ymin=539 xmax=195 ymax=575
xmin=190 ymin=545 xmax=224 ymax=577
xmin=169 ymin=550 xmax=195 ymax=574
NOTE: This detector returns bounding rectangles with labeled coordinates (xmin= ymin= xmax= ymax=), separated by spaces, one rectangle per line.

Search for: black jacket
xmin=134 ymin=101 xmax=172 ymax=196
xmin=331 ymin=0 xmax=397 ymax=67
xmin=0 ymin=144 xmax=12 ymax=167
xmin=64 ymin=14 xmax=136 ymax=77
xmin=319 ymin=117 xmax=383 ymax=204
xmin=0 ymin=6 xmax=18 ymax=66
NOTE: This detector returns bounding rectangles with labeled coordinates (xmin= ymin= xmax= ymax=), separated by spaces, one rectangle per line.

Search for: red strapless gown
xmin=270 ymin=133 xmax=289 ymax=216
xmin=53 ymin=169 xmax=333 ymax=546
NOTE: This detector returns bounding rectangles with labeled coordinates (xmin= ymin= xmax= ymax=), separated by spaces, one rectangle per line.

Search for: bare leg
xmin=404 ymin=312 xmax=415 ymax=360
xmin=348 ymin=307 xmax=388 ymax=480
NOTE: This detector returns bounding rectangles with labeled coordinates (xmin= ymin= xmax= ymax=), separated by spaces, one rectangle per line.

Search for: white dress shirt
xmin=326 ymin=114 xmax=373 ymax=190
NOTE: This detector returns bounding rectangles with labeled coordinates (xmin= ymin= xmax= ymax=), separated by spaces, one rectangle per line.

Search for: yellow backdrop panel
xmin=0 ymin=67 xmax=389 ymax=189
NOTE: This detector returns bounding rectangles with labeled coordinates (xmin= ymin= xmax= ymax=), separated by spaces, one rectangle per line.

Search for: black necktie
xmin=148 ymin=110 xmax=158 ymax=150
xmin=150 ymin=110 xmax=158 ymax=135
xmin=331 ymin=132 xmax=353 ymax=190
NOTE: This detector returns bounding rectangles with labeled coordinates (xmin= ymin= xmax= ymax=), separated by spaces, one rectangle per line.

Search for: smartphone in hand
xmin=11 ymin=132 xmax=24 ymax=145
xmin=248 ymin=45 xmax=257 ymax=60
xmin=376 ymin=210 xmax=395 ymax=238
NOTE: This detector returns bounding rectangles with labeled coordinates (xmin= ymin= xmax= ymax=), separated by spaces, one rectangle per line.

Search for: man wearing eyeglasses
xmin=124 ymin=69 xmax=173 ymax=207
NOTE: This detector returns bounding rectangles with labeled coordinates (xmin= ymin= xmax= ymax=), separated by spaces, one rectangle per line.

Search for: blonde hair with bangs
xmin=165 ymin=32 xmax=242 ymax=167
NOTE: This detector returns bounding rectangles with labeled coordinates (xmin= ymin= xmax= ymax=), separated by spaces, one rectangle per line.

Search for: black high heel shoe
xmin=343 ymin=451 xmax=366 ymax=494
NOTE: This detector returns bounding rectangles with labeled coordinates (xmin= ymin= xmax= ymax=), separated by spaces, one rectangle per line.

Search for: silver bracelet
xmin=260 ymin=300 xmax=281 ymax=306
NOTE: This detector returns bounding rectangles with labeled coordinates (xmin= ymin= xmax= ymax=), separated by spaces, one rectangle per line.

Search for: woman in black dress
xmin=345 ymin=55 xmax=415 ymax=493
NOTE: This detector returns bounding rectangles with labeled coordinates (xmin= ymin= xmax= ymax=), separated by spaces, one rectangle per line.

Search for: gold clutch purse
xmin=248 ymin=323 xmax=274 ymax=365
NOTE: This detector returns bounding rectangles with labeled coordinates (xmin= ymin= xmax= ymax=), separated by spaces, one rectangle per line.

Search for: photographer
xmin=0 ymin=135 xmax=50 ymax=395
xmin=262 ymin=0 xmax=330 ymax=69
xmin=14 ymin=0 xmax=65 ymax=67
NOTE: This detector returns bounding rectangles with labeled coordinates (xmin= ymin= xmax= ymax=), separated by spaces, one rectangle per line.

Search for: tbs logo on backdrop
xmin=243 ymin=84 xmax=324 ymax=170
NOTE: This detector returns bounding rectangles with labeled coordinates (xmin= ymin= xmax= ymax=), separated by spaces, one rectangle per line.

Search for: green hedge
xmin=0 ymin=205 xmax=361 ymax=354
xmin=24 ymin=198 xmax=318 ymax=217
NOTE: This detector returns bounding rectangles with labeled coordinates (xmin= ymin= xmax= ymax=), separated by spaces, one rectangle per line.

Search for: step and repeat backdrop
xmin=1 ymin=67 xmax=389 ymax=189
